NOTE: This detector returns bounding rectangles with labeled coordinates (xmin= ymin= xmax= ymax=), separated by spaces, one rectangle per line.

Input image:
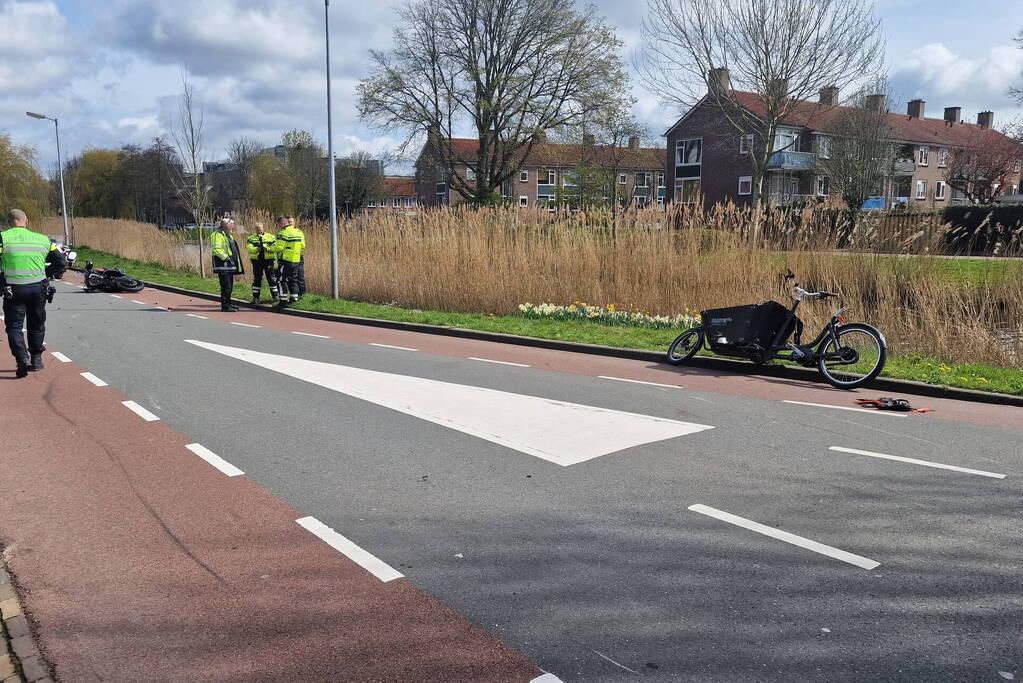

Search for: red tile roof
xmin=442 ymin=138 xmax=665 ymax=170
xmin=383 ymin=176 xmax=416 ymax=196
xmin=730 ymin=91 xmax=1019 ymax=148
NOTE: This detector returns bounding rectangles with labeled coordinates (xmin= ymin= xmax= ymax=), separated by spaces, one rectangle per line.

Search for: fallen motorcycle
xmin=83 ymin=261 xmax=146 ymax=293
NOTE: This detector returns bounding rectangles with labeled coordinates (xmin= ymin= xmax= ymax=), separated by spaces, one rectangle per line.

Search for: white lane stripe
xmin=829 ymin=446 xmax=1006 ymax=479
xmin=469 ymin=357 xmax=530 ymax=367
xmin=130 ymin=300 xmax=146 ymax=304
xmin=688 ymin=504 xmax=880 ymax=570
xmin=783 ymin=400 xmax=907 ymax=418
xmin=371 ymin=343 xmax=418 ymax=352
xmin=186 ymin=314 xmax=209 ymax=319
xmin=530 ymin=675 xmax=566 ymax=683
xmin=185 ymin=443 xmax=244 ymax=477
xmin=296 ymin=516 xmax=403 ymax=582
xmin=292 ymin=331 xmax=331 ymax=339
xmin=80 ymin=372 xmax=108 ymax=387
xmin=110 ymin=294 xmax=123 ymax=299
xmin=154 ymin=306 xmax=169 ymax=311
xmin=599 ymin=375 xmax=680 ymax=389
xmin=50 ymin=352 xmax=72 ymax=363
xmin=121 ymin=401 xmax=160 ymax=422
xmin=230 ymin=322 xmax=261 ymax=328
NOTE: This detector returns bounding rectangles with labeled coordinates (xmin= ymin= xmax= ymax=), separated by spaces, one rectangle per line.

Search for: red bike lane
xmin=0 ymin=351 xmax=547 ymax=682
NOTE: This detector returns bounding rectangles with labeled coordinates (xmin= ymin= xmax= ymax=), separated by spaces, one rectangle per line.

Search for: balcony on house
xmin=766 ymin=150 xmax=815 ymax=171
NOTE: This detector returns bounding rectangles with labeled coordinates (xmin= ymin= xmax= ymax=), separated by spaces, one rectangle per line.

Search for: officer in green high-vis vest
xmin=1 ymin=209 xmax=67 ymax=378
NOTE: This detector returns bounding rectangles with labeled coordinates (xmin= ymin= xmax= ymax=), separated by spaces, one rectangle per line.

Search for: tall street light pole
xmin=325 ymin=0 xmax=340 ymax=299
xmin=26 ymin=111 xmax=71 ymax=245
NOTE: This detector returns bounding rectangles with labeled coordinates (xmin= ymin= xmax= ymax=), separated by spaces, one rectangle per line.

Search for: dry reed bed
xmin=53 ymin=208 xmax=1022 ymax=368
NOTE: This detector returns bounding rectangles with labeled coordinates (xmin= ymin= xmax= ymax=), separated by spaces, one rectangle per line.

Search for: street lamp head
xmin=26 ymin=111 xmax=48 ymax=120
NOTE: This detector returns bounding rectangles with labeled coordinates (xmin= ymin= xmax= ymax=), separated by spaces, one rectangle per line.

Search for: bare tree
xmin=335 ymin=152 xmax=388 ymax=217
xmin=226 ymin=136 xmax=264 ymax=211
xmin=281 ymin=129 xmax=327 ymax=218
xmin=1011 ymin=28 xmax=1022 ymax=104
xmin=816 ymin=84 xmax=896 ymax=210
xmin=358 ymin=0 xmax=630 ymax=205
xmin=171 ymin=76 xmax=214 ymax=276
xmin=944 ymin=121 xmax=1023 ymax=205
xmin=639 ymin=0 xmax=884 ymax=209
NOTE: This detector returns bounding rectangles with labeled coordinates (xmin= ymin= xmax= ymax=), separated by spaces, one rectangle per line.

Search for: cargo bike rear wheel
xmin=666 ymin=327 xmax=704 ymax=365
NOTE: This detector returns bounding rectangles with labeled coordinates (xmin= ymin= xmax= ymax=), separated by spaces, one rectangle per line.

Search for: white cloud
xmin=893 ymin=41 xmax=1023 ymax=102
xmin=0 ymin=1 xmax=75 ymax=95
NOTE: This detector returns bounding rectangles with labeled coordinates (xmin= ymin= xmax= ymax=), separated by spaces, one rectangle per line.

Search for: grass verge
xmin=74 ymin=246 xmax=1023 ymax=397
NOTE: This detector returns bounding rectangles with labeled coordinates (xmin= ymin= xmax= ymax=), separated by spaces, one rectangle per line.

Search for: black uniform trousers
xmin=280 ymin=262 xmax=300 ymax=302
xmin=250 ymin=259 xmax=279 ymax=300
xmin=296 ymin=257 xmax=306 ymax=297
xmin=3 ymin=281 xmax=47 ymax=363
xmin=217 ymin=272 xmax=235 ymax=309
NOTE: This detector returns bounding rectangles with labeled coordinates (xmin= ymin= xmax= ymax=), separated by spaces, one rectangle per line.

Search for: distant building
xmin=665 ymin=70 xmax=1023 ymax=208
xmin=416 ymin=136 xmax=667 ymax=209
xmin=366 ymin=177 xmax=419 ymax=213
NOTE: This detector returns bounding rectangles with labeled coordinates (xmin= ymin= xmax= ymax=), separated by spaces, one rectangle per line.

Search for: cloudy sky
xmin=3 ymin=0 xmax=1022 ymax=172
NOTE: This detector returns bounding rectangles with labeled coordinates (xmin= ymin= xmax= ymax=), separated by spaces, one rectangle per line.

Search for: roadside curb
xmin=122 ymin=278 xmax=1023 ymax=408
xmin=0 ymin=562 xmax=53 ymax=683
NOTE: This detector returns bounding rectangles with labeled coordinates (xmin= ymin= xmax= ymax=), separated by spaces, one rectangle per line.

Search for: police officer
xmin=1 ymin=209 xmax=67 ymax=378
xmin=288 ymin=215 xmax=306 ymax=299
xmin=245 ymin=221 xmax=279 ymax=304
xmin=275 ymin=216 xmax=305 ymax=308
xmin=210 ymin=218 xmax=244 ymax=312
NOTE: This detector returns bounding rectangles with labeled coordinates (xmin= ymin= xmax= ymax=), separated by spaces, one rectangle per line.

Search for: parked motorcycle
xmin=83 ymin=261 xmax=146 ymax=293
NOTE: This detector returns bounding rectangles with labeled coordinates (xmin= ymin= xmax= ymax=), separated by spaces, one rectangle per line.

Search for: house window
xmin=391 ymin=197 xmax=399 ymax=207
xmin=773 ymin=128 xmax=799 ymax=152
xmin=657 ymin=195 xmax=665 ymax=207
xmin=404 ymin=197 xmax=413 ymax=207
xmin=674 ymin=178 xmax=700 ymax=204
xmin=1012 ymin=185 xmax=1019 ymax=195
xmin=737 ymin=176 xmax=752 ymax=196
xmin=618 ymin=173 xmax=627 ymax=184
xmin=635 ymin=172 xmax=650 ymax=187
xmin=915 ymin=179 xmax=927 ymax=200
xmin=739 ymin=134 xmax=754 ymax=155
xmin=817 ymin=136 xmax=832 ymax=159
xmin=675 ymin=138 xmax=702 ymax=180
xmin=537 ymin=194 xmax=556 ymax=212
xmin=816 ymin=175 xmax=830 ymax=196
xmin=937 ymin=148 xmax=949 ymax=167
xmin=917 ymin=146 xmax=929 ymax=166
xmin=935 ymin=181 xmax=946 ymax=200
xmin=562 ymin=172 xmax=578 ymax=187
xmin=367 ymin=200 xmax=376 ymax=208
xmin=519 ymin=170 xmax=529 ymax=182
xmin=519 ymin=196 xmax=528 ymax=207
xmin=540 ymin=169 xmax=556 ymax=185
xmin=656 ymin=172 xmax=665 ymax=188
xmin=435 ymin=182 xmax=447 ymax=203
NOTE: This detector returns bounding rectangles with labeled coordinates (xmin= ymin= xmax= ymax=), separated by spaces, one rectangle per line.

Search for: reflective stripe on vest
xmin=0 ymin=228 xmax=51 ymax=283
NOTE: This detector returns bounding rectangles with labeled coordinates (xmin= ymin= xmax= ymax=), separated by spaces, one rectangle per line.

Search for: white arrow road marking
xmin=688 ymin=504 xmax=880 ymax=570
xmin=185 ymin=340 xmax=714 ymax=466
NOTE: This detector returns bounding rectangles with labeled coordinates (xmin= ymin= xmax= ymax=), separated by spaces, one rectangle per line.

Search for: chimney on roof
xmin=819 ymin=86 xmax=839 ymax=106
xmin=707 ymin=68 xmax=731 ymax=95
xmin=943 ymin=106 xmax=961 ymax=124
xmin=977 ymin=111 xmax=994 ymax=128
xmin=628 ymin=136 xmax=640 ymax=150
xmin=864 ymin=94 xmax=886 ymax=113
xmin=427 ymin=124 xmax=441 ymax=147
xmin=907 ymin=99 xmax=925 ymax=118
xmin=582 ymin=133 xmax=595 ymax=146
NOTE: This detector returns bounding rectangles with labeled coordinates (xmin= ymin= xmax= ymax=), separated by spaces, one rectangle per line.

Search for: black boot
xmin=222 ymin=305 xmax=240 ymax=312
xmin=30 ymin=353 xmax=44 ymax=371
xmin=16 ymin=357 xmax=30 ymax=379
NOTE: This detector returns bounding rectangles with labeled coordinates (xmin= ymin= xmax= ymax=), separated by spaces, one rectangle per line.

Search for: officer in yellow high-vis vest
xmin=210 ymin=218 xmax=244 ymax=312
xmin=274 ymin=216 xmax=305 ymax=308
xmin=245 ymin=222 xmax=279 ymax=304
xmin=1 ymin=208 xmax=67 ymax=377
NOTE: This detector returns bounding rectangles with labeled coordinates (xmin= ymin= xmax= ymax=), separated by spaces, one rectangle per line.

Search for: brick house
xmin=416 ymin=137 xmax=667 ymax=209
xmin=366 ymin=176 xmax=420 ymax=213
xmin=665 ymin=76 xmax=1023 ymax=208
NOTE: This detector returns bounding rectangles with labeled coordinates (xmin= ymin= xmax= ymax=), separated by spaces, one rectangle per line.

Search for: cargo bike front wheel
xmin=816 ymin=323 xmax=887 ymax=389
xmin=666 ymin=327 xmax=704 ymax=365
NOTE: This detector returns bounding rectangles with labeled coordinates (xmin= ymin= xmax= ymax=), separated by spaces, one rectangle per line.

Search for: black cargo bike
xmin=666 ymin=272 xmax=887 ymax=389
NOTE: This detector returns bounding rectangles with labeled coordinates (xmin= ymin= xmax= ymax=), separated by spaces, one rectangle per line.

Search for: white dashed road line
xmin=530 ymin=675 xmax=566 ymax=683
xmin=185 ymin=443 xmax=244 ymax=477
xmin=783 ymin=400 xmax=907 ymax=417
xmin=186 ymin=314 xmax=209 ymax=319
xmin=230 ymin=322 xmax=261 ymax=328
xmin=687 ymin=504 xmax=880 ymax=570
xmin=122 ymin=401 xmax=160 ymax=422
xmin=130 ymin=300 xmax=146 ymax=305
xmin=469 ymin=357 xmax=530 ymax=367
xmin=110 ymin=295 xmax=123 ymax=299
xmin=80 ymin=372 xmax=108 ymax=387
xmin=50 ymin=352 xmax=72 ymax=363
xmin=829 ymin=446 xmax=1006 ymax=479
xmin=292 ymin=331 xmax=331 ymax=339
xmin=296 ymin=516 xmax=403 ymax=582
xmin=599 ymin=375 xmax=680 ymax=389
xmin=370 ymin=343 xmax=418 ymax=352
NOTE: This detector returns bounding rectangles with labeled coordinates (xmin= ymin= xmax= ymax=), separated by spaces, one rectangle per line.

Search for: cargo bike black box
xmin=701 ymin=301 xmax=796 ymax=357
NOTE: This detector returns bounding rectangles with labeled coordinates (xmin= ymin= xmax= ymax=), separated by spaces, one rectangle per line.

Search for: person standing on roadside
xmin=0 ymin=209 xmax=67 ymax=378
xmin=288 ymin=215 xmax=307 ymax=299
xmin=210 ymin=218 xmax=244 ymax=312
xmin=245 ymin=221 xmax=279 ymax=304
xmin=275 ymin=216 xmax=305 ymax=309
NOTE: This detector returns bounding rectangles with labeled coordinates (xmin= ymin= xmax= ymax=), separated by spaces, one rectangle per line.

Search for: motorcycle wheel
xmin=115 ymin=277 xmax=146 ymax=293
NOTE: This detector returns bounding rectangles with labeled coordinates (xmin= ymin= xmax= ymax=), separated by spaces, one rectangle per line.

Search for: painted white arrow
xmin=186 ymin=340 xmax=713 ymax=466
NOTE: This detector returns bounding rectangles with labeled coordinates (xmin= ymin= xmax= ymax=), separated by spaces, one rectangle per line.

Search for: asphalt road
xmin=26 ymin=281 xmax=1023 ymax=681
